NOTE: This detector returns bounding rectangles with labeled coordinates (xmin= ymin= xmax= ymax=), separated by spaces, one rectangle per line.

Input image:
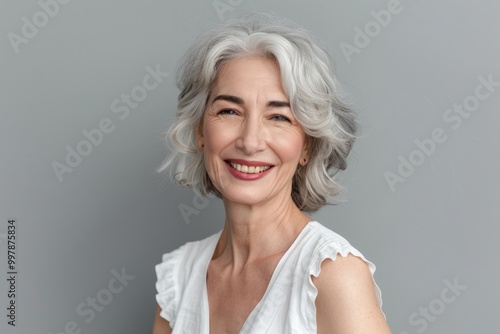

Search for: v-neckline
xmin=202 ymin=221 xmax=315 ymax=333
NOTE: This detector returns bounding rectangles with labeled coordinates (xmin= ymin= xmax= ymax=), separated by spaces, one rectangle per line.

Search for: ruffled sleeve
xmin=306 ymin=240 xmax=385 ymax=321
xmin=155 ymin=246 xmax=184 ymax=328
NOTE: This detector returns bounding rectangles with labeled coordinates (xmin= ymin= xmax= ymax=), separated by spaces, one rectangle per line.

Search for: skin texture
xmin=152 ymin=56 xmax=391 ymax=333
xmin=312 ymin=254 xmax=392 ymax=333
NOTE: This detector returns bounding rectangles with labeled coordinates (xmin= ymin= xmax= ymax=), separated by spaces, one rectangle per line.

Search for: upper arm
xmin=311 ymin=253 xmax=391 ymax=333
xmin=152 ymin=304 xmax=172 ymax=334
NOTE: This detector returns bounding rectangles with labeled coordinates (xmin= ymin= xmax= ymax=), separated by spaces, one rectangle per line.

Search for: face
xmin=197 ymin=56 xmax=309 ymax=207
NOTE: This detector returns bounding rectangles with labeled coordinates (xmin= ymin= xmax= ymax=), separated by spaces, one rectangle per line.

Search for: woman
xmin=153 ymin=16 xmax=391 ymax=333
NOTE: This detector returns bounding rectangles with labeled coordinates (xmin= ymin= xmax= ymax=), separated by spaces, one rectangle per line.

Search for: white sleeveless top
xmin=155 ymin=221 xmax=384 ymax=333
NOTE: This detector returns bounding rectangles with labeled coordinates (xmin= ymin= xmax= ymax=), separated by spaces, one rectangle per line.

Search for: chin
xmin=220 ymin=187 xmax=271 ymax=207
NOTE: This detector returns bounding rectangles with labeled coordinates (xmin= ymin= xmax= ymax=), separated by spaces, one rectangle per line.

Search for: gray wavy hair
xmin=157 ymin=15 xmax=358 ymax=212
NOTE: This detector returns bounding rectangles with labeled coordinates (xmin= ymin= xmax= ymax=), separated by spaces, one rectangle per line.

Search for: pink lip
xmin=225 ymin=160 xmax=274 ymax=181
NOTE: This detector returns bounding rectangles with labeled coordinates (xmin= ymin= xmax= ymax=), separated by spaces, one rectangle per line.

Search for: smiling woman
xmin=153 ymin=15 xmax=391 ymax=334
xmin=200 ymin=56 xmax=308 ymax=208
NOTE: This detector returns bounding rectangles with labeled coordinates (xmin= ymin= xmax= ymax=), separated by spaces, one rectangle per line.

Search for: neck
xmin=212 ymin=195 xmax=312 ymax=271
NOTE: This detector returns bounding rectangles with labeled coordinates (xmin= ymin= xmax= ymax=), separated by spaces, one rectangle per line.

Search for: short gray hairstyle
xmin=157 ymin=15 xmax=358 ymax=212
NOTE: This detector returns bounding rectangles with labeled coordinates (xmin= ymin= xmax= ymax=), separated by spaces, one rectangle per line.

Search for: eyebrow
xmin=212 ymin=95 xmax=290 ymax=108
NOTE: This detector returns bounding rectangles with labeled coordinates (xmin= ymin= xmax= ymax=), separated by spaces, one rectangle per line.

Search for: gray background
xmin=1 ymin=0 xmax=498 ymax=333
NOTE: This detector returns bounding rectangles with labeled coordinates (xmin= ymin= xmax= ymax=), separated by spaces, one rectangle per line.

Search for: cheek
xmin=202 ymin=121 xmax=239 ymax=182
xmin=272 ymin=131 xmax=306 ymax=162
xmin=203 ymin=122 xmax=236 ymax=153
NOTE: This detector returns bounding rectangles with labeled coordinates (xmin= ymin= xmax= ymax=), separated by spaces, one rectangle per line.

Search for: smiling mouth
xmin=225 ymin=161 xmax=272 ymax=174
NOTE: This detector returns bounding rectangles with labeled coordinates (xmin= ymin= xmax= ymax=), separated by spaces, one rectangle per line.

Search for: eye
xmin=217 ymin=108 xmax=238 ymax=115
xmin=270 ymin=114 xmax=291 ymax=122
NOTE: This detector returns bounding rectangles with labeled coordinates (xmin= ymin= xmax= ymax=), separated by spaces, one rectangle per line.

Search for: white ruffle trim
xmin=155 ymin=246 xmax=184 ymax=327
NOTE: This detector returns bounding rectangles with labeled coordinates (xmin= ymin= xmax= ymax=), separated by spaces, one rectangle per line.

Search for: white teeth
xmin=229 ymin=162 xmax=271 ymax=174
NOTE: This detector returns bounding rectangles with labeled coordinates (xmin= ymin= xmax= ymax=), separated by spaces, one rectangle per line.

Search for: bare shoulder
xmin=311 ymin=253 xmax=391 ymax=333
xmin=152 ymin=304 xmax=172 ymax=334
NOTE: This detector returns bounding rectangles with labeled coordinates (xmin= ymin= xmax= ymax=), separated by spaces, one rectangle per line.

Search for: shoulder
xmin=306 ymin=222 xmax=375 ymax=279
xmin=308 ymin=222 xmax=390 ymax=333
xmin=306 ymin=221 xmax=351 ymax=248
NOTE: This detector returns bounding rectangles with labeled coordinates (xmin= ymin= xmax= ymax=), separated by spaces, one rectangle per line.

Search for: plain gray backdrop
xmin=1 ymin=0 xmax=498 ymax=333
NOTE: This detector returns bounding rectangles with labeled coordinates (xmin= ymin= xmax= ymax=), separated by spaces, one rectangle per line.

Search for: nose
xmin=235 ymin=115 xmax=267 ymax=155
